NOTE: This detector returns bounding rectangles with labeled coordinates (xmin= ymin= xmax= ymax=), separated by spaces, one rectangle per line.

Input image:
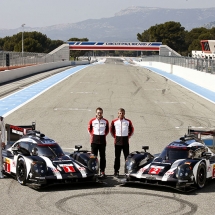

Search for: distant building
xmin=192 ymin=40 xmax=215 ymax=60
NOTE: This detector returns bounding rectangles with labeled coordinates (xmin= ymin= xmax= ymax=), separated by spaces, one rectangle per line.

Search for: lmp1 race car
xmin=124 ymin=127 xmax=215 ymax=191
xmin=2 ymin=123 xmax=99 ymax=188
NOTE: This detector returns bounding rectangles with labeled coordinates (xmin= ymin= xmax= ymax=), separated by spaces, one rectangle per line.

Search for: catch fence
xmin=140 ymin=55 xmax=215 ymax=74
xmin=0 ymin=51 xmax=67 ymax=68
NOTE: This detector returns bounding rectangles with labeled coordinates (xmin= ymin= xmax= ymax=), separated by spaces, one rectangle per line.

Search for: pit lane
xmin=1 ymin=58 xmax=215 ymax=215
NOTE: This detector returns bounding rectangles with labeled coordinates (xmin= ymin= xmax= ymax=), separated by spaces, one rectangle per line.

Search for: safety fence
xmin=140 ymin=55 xmax=215 ymax=74
xmin=0 ymin=51 xmax=67 ymax=68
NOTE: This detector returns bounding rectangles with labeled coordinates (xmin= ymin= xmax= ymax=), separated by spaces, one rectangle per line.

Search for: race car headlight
xmin=176 ymin=164 xmax=193 ymax=179
xmin=31 ymin=161 xmax=47 ymax=176
xmin=125 ymin=159 xmax=136 ymax=173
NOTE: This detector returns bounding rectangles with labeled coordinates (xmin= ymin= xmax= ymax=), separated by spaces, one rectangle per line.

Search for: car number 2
xmin=149 ymin=167 xmax=161 ymax=174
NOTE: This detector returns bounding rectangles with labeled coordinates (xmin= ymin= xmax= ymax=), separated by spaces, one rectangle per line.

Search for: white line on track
xmin=71 ymin=92 xmax=98 ymax=94
xmin=154 ymin=101 xmax=186 ymax=104
xmin=143 ymin=89 xmax=163 ymax=90
xmin=53 ymin=108 xmax=91 ymax=111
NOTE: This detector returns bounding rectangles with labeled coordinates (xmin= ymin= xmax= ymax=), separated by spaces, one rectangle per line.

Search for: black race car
xmin=2 ymin=123 xmax=99 ymax=187
xmin=124 ymin=127 xmax=215 ymax=191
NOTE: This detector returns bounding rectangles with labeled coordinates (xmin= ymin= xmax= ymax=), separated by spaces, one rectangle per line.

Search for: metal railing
xmin=140 ymin=55 xmax=215 ymax=74
xmin=0 ymin=51 xmax=67 ymax=68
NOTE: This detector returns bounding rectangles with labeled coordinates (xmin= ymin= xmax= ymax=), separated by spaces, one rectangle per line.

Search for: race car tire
xmin=16 ymin=157 xmax=27 ymax=185
xmin=87 ymin=158 xmax=99 ymax=174
xmin=196 ymin=162 xmax=206 ymax=189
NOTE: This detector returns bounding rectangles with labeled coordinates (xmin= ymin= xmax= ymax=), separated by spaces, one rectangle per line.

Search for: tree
xmin=185 ymin=27 xmax=208 ymax=44
xmin=137 ymin=29 xmax=151 ymax=42
xmin=137 ymin=21 xmax=187 ymax=54
xmin=14 ymin=38 xmax=43 ymax=53
xmin=0 ymin=38 xmax=4 ymax=50
xmin=185 ymin=27 xmax=215 ymax=53
xmin=3 ymin=40 xmax=16 ymax=51
xmin=1 ymin=31 xmax=64 ymax=53
xmin=48 ymin=39 xmax=64 ymax=52
xmin=188 ymin=39 xmax=202 ymax=53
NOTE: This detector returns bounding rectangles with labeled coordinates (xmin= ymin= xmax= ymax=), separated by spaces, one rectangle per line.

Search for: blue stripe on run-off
xmin=0 ymin=65 xmax=89 ymax=117
xmin=143 ymin=66 xmax=215 ymax=104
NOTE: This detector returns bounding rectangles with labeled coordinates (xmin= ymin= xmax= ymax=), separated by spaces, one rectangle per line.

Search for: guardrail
xmin=140 ymin=55 xmax=215 ymax=74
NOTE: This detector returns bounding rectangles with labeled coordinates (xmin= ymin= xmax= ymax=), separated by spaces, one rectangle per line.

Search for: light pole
xmin=21 ymin=24 xmax=25 ymax=56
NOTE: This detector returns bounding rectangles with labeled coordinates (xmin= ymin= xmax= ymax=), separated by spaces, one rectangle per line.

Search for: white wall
xmin=134 ymin=61 xmax=215 ymax=93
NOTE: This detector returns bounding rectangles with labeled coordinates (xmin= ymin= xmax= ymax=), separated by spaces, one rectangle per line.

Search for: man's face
xmin=118 ymin=111 xmax=125 ymax=119
xmin=96 ymin=110 xmax=103 ymax=119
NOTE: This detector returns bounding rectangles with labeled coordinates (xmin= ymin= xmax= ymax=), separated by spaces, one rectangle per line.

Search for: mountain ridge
xmin=1 ymin=6 xmax=215 ymax=42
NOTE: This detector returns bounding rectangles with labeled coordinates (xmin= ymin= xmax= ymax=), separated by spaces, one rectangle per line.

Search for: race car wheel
xmin=196 ymin=162 xmax=206 ymax=189
xmin=16 ymin=157 xmax=27 ymax=185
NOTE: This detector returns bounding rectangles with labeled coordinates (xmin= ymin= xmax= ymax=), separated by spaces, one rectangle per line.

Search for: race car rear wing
xmin=188 ymin=126 xmax=215 ymax=137
xmin=188 ymin=126 xmax=215 ymax=148
xmin=5 ymin=122 xmax=36 ymax=144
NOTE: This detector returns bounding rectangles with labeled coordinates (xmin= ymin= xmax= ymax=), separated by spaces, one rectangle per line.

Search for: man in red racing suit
xmin=88 ymin=107 xmax=109 ymax=178
xmin=110 ymin=108 xmax=134 ymax=177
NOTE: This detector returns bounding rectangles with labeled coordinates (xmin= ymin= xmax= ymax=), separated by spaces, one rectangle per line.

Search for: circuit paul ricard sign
xmin=68 ymin=41 xmax=162 ymax=51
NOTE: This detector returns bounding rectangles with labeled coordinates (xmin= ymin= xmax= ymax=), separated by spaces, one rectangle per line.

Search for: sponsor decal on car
xmin=136 ymin=167 xmax=147 ymax=178
xmin=212 ymin=164 xmax=215 ymax=178
xmin=74 ymin=163 xmax=87 ymax=178
xmin=51 ymin=168 xmax=59 ymax=173
xmin=164 ymin=170 xmax=174 ymax=177
xmin=162 ymin=168 xmax=176 ymax=181
xmin=4 ymin=158 xmax=11 ymax=173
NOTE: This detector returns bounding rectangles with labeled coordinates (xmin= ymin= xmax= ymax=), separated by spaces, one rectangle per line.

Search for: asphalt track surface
xmin=1 ymin=58 xmax=215 ymax=215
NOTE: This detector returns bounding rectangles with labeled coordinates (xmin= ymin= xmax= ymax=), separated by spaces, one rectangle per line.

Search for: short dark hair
xmin=96 ymin=107 xmax=103 ymax=112
xmin=118 ymin=108 xmax=125 ymax=113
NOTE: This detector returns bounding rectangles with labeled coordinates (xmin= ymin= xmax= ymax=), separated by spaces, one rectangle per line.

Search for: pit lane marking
xmin=53 ymin=108 xmax=91 ymax=111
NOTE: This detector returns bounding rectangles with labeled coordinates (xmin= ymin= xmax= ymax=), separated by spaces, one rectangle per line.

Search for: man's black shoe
xmin=99 ymin=172 xmax=107 ymax=179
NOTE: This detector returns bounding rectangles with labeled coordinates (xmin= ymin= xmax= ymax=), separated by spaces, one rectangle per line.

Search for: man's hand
xmin=1 ymin=142 xmax=5 ymax=149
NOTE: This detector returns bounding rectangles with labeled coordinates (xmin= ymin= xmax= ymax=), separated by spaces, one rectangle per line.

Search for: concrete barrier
xmin=71 ymin=61 xmax=90 ymax=65
xmin=0 ymin=61 xmax=89 ymax=84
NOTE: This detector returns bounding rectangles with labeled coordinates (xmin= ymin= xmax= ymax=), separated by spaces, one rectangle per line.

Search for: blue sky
xmin=1 ymin=0 xmax=215 ymax=29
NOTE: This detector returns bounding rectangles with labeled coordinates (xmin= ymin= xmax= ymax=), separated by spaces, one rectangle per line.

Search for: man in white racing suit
xmin=0 ymin=116 xmax=5 ymax=178
xmin=88 ymin=107 xmax=109 ymax=178
xmin=110 ymin=108 xmax=134 ymax=177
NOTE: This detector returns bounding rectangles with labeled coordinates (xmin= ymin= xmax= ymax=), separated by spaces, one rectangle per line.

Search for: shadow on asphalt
xmin=23 ymin=174 xmax=215 ymax=195
xmin=121 ymin=179 xmax=215 ymax=195
xmin=33 ymin=175 xmax=123 ymax=192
